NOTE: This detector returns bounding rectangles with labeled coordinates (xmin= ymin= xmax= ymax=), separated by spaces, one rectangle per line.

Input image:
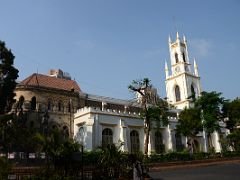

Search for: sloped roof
xmin=19 ymin=73 xmax=81 ymax=93
xmin=85 ymin=93 xmax=140 ymax=107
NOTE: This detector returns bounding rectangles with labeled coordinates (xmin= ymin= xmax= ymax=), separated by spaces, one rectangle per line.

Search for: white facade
xmin=165 ymin=32 xmax=201 ymax=109
xmin=73 ymin=33 xmax=227 ymax=154
xmin=74 ymin=107 xmax=144 ymax=152
xmin=74 ymin=107 xmax=189 ymax=153
xmin=165 ymin=32 xmax=225 ymax=153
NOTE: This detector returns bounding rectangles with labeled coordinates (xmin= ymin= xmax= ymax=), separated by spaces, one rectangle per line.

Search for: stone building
xmin=12 ymin=70 xmax=141 ymax=138
xmin=12 ymin=70 xmax=82 ymax=137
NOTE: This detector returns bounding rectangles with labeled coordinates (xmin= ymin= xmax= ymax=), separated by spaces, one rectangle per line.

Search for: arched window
xmin=18 ymin=96 xmax=25 ymax=109
xmin=175 ymin=53 xmax=179 ymax=63
xmin=102 ymin=128 xmax=113 ymax=148
xmin=191 ymin=84 xmax=196 ymax=99
xmin=52 ymin=124 xmax=59 ymax=130
xmin=175 ymin=85 xmax=181 ymax=102
xmin=182 ymin=53 xmax=186 ymax=62
xmin=155 ymin=131 xmax=164 ymax=154
xmin=76 ymin=126 xmax=85 ymax=144
xmin=130 ymin=130 xmax=140 ymax=153
xmin=47 ymin=99 xmax=53 ymax=111
xmin=175 ymin=134 xmax=183 ymax=152
xmin=30 ymin=96 xmax=36 ymax=110
xmin=58 ymin=100 xmax=63 ymax=112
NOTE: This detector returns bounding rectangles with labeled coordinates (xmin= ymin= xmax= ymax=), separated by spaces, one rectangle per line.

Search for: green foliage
xmin=195 ymin=91 xmax=225 ymax=134
xmin=128 ymin=78 xmax=152 ymax=95
xmin=177 ymin=108 xmax=202 ymax=137
xmin=82 ymin=150 xmax=102 ymax=164
xmin=39 ymin=128 xmax=81 ymax=167
xmin=223 ymin=98 xmax=240 ymax=131
xmin=177 ymin=91 xmax=225 ymax=150
xmin=0 ymin=114 xmax=38 ymax=152
xmin=148 ymin=152 xmax=213 ymax=163
xmin=221 ymin=150 xmax=240 ymax=157
xmin=219 ymin=137 xmax=230 ymax=153
xmin=32 ymin=129 xmax=82 ymax=177
xmin=227 ymin=129 xmax=240 ymax=151
xmin=195 ymin=91 xmax=224 ymax=112
xmin=0 ymin=41 xmax=19 ymax=114
xmin=0 ymin=157 xmax=11 ymax=180
xmin=97 ymin=143 xmax=126 ymax=178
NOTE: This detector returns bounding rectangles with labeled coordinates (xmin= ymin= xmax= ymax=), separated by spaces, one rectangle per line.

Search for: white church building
xmin=74 ymin=33 xmax=228 ymax=154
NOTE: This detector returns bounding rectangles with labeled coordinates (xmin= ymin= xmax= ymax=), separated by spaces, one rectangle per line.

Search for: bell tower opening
xmin=175 ymin=85 xmax=181 ymax=102
xmin=175 ymin=53 xmax=179 ymax=63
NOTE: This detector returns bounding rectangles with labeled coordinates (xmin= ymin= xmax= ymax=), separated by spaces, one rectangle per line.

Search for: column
xmin=85 ymin=118 xmax=94 ymax=151
xmin=120 ymin=119 xmax=128 ymax=152
xmin=202 ymin=128 xmax=208 ymax=152
xmin=148 ymin=131 xmax=153 ymax=155
xmin=163 ymin=125 xmax=173 ymax=151
xmin=212 ymin=131 xmax=221 ymax=153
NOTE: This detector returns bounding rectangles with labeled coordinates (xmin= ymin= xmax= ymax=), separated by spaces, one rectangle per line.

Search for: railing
xmin=3 ymin=152 xmax=131 ymax=179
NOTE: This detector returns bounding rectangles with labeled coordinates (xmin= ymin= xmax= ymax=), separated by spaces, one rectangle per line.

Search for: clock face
xmin=175 ymin=66 xmax=180 ymax=73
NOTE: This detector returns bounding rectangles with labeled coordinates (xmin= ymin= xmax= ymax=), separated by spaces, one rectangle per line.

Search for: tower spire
xmin=176 ymin=31 xmax=180 ymax=43
xmin=176 ymin=31 xmax=180 ymax=39
xmin=168 ymin=35 xmax=172 ymax=44
xmin=194 ymin=58 xmax=199 ymax=77
xmin=183 ymin=34 xmax=187 ymax=42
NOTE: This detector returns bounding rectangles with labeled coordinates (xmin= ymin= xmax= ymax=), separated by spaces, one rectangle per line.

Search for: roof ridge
xmin=35 ymin=73 xmax=39 ymax=87
xmin=19 ymin=73 xmax=81 ymax=93
xmin=24 ymin=73 xmax=36 ymax=86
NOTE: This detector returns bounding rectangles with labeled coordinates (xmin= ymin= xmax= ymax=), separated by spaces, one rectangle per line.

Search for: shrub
xmin=0 ymin=157 xmax=11 ymax=179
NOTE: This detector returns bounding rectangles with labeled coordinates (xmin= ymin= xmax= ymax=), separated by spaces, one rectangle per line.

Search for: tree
xmin=98 ymin=142 xmax=125 ymax=178
xmin=223 ymin=98 xmax=240 ymax=131
xmin=0 ymin=114 xmax=37 ymax=153
xmin=227 ymin=129 xmax=240 ymax=151
xmin=33 ymin=128 xmax=81 ymax=177
xmin=0 ymin=41 xmax=19 ymax=114
xmin=0 ymin=157 xmax=11 ymax=179
xmin=176 ymin=108 xmax=202 ymax=152
xmin=222 ymin=98 xmax=240 ymax=152
xmin=194 ymin=91 xmax=225 ymax=148
xmin=128 ymin=78 xmax=169 ymax=155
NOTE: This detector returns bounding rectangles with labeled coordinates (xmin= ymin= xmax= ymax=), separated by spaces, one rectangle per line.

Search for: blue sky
xmin=0 ymin=0 xmax=239 ymax=100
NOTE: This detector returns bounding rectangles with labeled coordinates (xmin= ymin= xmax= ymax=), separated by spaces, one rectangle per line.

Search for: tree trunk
xmin=144 ymin=126 xmax=150 ymax=155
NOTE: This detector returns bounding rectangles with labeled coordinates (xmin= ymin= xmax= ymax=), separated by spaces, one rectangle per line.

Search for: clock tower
xmin=165 ymin=32 xmax=201 ymax=109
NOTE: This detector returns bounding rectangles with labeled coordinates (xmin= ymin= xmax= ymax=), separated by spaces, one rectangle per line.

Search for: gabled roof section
xmin=19 ymin=73 xmax=81 ymax=93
